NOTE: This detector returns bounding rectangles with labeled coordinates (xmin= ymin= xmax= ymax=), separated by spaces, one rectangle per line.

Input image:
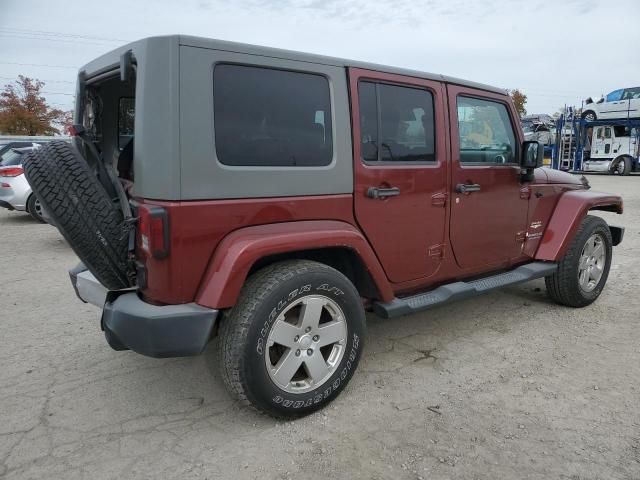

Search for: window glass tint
xmin=358 ymin=81 xmax=435 ymax=163
xmin=622 ymin=87 xmax=640 ymax=100
xmin=214 ymin=64 xmax=333 ymax=167
xmin=118 ymin=97 xmax=135 ymax=150
xmin=457 ymin=97 xmax=517 ymax=164
xmin=0 ymin=149 xmax=23 ymax=166
xmin=605 ymin=89 xmax=624 ymax=102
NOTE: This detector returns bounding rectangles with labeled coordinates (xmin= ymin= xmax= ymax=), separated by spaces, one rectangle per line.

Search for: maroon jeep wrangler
xmin=25 ymin=36 xmax=624 ymax=418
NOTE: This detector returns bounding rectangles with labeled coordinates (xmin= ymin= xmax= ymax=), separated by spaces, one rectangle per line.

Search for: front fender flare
xmin=195 ymin=220 xmax=394 ymax=309
xmin=535 ymin=190 xmax=623 ymax=261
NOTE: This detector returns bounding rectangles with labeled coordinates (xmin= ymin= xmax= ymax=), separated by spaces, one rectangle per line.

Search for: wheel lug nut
xmin=307 ymin=348 xmax=313 ymax=356
xmin=313 ymin=335 xmax=319 ymax=341
xmin=305 ymin=327 xmax=311 ymax=333
xmin=295 ymin=349 xmax=301 ymax=356
xmin=294 ymin=335 xmax=299 ymax=342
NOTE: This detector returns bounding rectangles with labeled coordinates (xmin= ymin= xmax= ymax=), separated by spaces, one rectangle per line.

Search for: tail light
xmin=0 ymin=166 xmax=24 ymax=177
xmin=137 ymin=205 xmax=170 ymax=259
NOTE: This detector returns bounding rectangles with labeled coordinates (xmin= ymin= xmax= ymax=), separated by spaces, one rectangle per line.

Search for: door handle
xmin=455 ymin=183 xmax=481 ymax=193
xmin=367 ymin=186 xmax=400 ymax=199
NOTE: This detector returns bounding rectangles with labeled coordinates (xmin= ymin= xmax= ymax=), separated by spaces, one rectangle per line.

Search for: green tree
xmin=507 ymin=88 xmax=527 ymax=117
xmin=0 ymin=75 xmax=71 ymax=135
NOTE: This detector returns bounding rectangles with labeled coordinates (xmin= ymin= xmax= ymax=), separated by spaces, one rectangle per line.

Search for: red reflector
xmin=0 ymin=166 xmax=24 ymax=177
xmin=137 ymin=205 xmax=169 ymax=259
xmin=1 ymin=182 xmax=10 ymax=188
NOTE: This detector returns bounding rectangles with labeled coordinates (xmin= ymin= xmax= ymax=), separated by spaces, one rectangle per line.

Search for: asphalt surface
xmin=1 ymin=174 xmax=638 ymax=480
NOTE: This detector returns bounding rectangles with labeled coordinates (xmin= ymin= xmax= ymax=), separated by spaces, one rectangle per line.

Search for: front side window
xmin=214 ymin=64 xmax=333 ymax=167
xmin=358 ymin=81 xmax=435 ymax=163
xmin=457 ymin=96 xmax=517 ymax=164
xmin=605 ymin=89 xmax=624 ymax=102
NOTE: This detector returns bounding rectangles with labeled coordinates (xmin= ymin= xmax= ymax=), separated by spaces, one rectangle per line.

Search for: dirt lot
xmin=1 ymin=174 xmax=638 ymax=480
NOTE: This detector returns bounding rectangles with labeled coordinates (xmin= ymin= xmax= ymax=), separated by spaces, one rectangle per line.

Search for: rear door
xmin=621 ymin=87 xmax=640 ymax=118
xmin=447 ymin=85 xmax=529 ymax=270
xmin=350 ymin=68 xmax=448 ymax=283
xmin=600 ymin=89 xmax=626 ymax=119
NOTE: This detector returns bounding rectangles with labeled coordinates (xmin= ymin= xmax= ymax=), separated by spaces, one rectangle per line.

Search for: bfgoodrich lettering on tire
xmin=219 ymin=260 xmax=366 ymax=418
xmin=545 ymin=215 xmax=612 ymax=307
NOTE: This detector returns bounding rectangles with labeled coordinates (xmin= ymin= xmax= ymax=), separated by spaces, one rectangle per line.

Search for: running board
xmin=373 ymin=262 xmax=557 ymax=319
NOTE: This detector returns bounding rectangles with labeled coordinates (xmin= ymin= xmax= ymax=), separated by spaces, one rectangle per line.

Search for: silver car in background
xmin=0 ymin=146 xmax=46 ymax=223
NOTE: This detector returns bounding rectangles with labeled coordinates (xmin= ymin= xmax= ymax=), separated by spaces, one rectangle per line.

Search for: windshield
xmin=0 ymin=149 xmax=24 ymax=166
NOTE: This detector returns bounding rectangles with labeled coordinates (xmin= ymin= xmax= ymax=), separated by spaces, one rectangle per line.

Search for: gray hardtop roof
xmin=81 ymin=35 xmax=506 ymax=95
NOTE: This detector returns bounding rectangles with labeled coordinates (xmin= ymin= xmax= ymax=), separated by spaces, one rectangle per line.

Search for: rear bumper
xmin=70 ymin=265 xmax=218 ymax=358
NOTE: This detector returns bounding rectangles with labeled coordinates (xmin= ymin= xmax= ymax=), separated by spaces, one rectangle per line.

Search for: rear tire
xmin=26 ymin=194 xmax=45 ymax=223
xmin=23 ymin=141 xmax=131 ymax=290
xmin=219 ymin=260 xmax=366 ymax=418
xmin=581 ymin=110 xmax=596 ymax=121
xmin=545 ymin=215 xmax=612 ymax=307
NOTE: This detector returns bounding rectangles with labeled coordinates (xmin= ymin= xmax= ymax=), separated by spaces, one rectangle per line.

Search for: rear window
xmin=118 ymin=97 xmax=135 ymax=150
xmin=213 ymin=64 xmax=333 ymax=167
xmin=0 ymin=149 xmax=23 ymax=166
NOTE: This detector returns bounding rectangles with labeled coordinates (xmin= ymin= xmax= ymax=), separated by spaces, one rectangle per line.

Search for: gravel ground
xmin=1 ymin=174 xmax=638 ymax=480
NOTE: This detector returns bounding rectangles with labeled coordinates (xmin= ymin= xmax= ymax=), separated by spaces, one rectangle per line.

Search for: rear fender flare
xmin=535 ymin=190 xmax=623 ymax=261
xmin=195 ymin=220 xmax=394 ymax=309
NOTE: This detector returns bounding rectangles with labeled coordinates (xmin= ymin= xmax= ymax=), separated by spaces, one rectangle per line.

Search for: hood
xmin=536 ymin=168 xmax=590 ymax=188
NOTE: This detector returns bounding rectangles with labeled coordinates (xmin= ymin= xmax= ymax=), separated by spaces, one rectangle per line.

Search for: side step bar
xmin=373 ymin=262 xmax=557 ymax=319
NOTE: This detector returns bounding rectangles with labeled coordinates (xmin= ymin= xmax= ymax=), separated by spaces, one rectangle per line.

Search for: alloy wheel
xmin=578 ymin=233 xmax=606 ymax=292
xmin=265 ymin=295 xmax=347 ymax=394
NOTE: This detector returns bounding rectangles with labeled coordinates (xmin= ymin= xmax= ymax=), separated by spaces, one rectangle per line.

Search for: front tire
xmin=219 ymin=260 xmax=366 ymax=418
xmin=581 ymin=110 xmax=596 ymax=121
xmin=545 ymin=215 xmax=612 ymax=307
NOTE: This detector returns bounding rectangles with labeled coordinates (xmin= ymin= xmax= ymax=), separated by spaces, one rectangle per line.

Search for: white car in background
xmin=0 ymin=146 xmax=46 ymax=222
xmin=582 ymin=87 xmax=640 ymax=120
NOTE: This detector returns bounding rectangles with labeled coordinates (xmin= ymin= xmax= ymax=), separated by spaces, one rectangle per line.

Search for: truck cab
xmin=583 ymin=125 xmax=639 ymax=175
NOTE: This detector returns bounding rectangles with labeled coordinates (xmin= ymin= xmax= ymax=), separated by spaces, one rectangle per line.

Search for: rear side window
xmin=118 ymin=97 xmax=135 ymax=150
xmin=457 ymin=96 xmax=517 ymax=164
xmin=213 ymin=64 xmax=333 ymax=167
xmin=358 ymin=81 xmax=435 ymax=163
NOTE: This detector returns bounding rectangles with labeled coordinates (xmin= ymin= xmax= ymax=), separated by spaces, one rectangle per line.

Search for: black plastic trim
xmin=373 ymin=262 xmax=558 ymax=319
xmin=609 ymin=225 xmax=625 ymax=246
xmin=102 ymin=292 xmax=218 ymax=358
xmin=0 ymin=200 xmax=15 ymax=210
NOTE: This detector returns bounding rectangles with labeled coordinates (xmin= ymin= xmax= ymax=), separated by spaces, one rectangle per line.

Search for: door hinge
xmin=516 ymin=231 xmax=526 ymax=243
xmin=428 ymin=244 xmax=445 ymax=258
xmin=520 ymin=187 xmax=530 ymax=199
xmin=431 ymin=192 xmax=447 ymax=207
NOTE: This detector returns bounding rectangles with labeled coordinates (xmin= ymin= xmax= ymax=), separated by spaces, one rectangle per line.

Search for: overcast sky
xmin=2 ymin=0 xmax=639 ymax=115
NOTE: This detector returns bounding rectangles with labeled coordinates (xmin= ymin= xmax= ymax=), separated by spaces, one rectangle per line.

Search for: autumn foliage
xmin=507 ymin=88 xmax=528 ymax=117
xmin=0 ymin=75 xmax=72 ymax=135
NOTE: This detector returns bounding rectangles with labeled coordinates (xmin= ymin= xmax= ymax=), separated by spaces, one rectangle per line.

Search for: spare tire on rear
xmin=23 ymin=141 xmax=132 ymax=290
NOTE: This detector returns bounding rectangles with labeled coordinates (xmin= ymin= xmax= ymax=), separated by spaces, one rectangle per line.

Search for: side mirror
xmin=521 ymin=141 xmax=543 ymax=169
